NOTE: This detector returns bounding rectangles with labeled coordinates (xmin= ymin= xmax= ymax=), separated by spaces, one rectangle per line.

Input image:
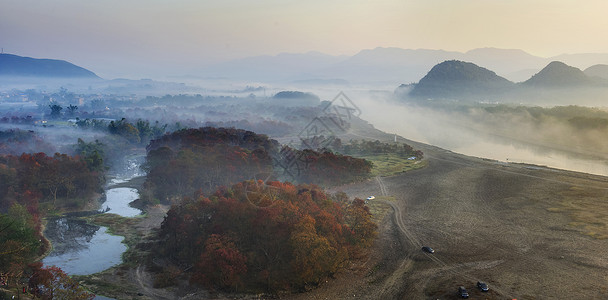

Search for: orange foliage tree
xmin=28 ymin=262 xmax=94 ymax=300
xmin=152 ymin=180 xmax=377 ymax=293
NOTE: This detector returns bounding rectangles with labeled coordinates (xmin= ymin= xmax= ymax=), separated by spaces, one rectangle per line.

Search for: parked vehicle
xmin=421 ymin=246 xmax=435 ymax=254
xmin=458 ymin=286 xmax=469 ymax=298
xmin=477 ymin=281 xmax=489 ymax=292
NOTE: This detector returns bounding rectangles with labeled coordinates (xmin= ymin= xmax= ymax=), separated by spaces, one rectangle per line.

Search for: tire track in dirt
xmin=135 ymin=264 xmax=174 ymax=300
xmin=375 ymin=176 xmax=512 ymax=298
xmin=375 ymin=176 xmax=389 ymax=197
xmin=376 ymin=176 xmax=420 ymax=249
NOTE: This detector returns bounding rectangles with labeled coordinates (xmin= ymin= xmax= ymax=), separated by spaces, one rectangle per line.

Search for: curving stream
xmin=42 ymin=155 xmax=145 ymax=276
xmin=41 ymin=219 xmax=127 ymax=275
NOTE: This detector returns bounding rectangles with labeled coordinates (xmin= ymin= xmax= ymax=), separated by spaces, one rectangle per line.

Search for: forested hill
xmin=142 ymin=127 xmax=372 ymax=204
xmin=409 ymin=60 xmax=514 ymax=99
xmin=144 ymin=127 xmax=378 ymax=293
xmin=0 ymin=53 xmax=100 ymax=78
xmin=152 ymin=181 xmax=377 ymax=292
xmin=523 ymin=61 xmax=598 ymax=87
xmin=146 ymin=127 xmax=279 ymax=153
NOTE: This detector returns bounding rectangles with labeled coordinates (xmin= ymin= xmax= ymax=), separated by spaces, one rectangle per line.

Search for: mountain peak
xmin=523 ymin=61 xmax=590 ymax=86
xmin=0 ymin=53 xmax=99 ymax=78
xmin=409 ymin=60 xmax=513 ymax=99
xmin=584 ymin=64 xmax=608 ymax=80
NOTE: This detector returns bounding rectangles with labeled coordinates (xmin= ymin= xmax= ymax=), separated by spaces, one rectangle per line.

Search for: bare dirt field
xmin=301 ymin=138 xmax=608 ymax=300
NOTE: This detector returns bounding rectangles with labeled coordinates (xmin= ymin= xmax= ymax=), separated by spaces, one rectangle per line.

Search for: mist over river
xmin=349 ymin=91 xmax=608 ymax=177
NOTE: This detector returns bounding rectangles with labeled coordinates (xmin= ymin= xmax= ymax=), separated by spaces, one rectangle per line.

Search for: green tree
xmin=75 ymin=139 xmax=105 ymax=172
xmin=66 ymin=104 xmax=78 ymax=117
xmin=0 ymin=206 xmax=41 ymax=285
xmin=48 ymin=104 xmax=62 ymax=119
xmin=108 ymin=118 xmax=141 ymax=144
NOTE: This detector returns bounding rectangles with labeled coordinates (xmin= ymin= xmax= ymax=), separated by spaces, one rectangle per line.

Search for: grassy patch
xmin=355 ymin=154 xmax=427 ymax=177
xmin=74 ymin=270 xmax=140 ymax=300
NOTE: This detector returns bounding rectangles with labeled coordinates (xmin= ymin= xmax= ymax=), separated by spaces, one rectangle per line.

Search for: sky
xmin=2 ymin=0 xmax=608 ymax=78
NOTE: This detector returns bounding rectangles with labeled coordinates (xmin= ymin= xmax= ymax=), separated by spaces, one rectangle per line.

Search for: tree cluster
xmin=0 ymin=207 xmax=42 ymax=286
xmin=278 ymin=147 xmax=373 ymax=186
xmin=0 ymin=151 xmax=103 ymax=293
xmin=298 ymin=137 xmax=424 ymax=159
xmin=142 ymin=127 xmax=277 ymax=204
xmin=76 ymin=118 xmax=167 ymax=145
xmin=0 ymin=152 xmax=102 ymax=211
xmin=339 ymin=139 xmax=424 ymax=158
xmin=0 ymin=129 xmax=56 ymax=155
xmin=142 ymin=127 xmax=373 ymax=204
xmin=27 ymin=262 xmax=94 ymax=300
xmin=152 ymin=180 xmax=377 ymax=293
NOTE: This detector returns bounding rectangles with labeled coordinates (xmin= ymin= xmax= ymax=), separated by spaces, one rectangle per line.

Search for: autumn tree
xmin=289 ymin=215 xmax=345 ymax=287
xmin=152 ymin=180 xmax=376 ymax=293
xmin=345 ymin=199 xmax=378 ymax=249
xmin=191 ymin=234 xmax=248 ymax=291
xmin=28 ymin=262 xmax=94 ymax=300
xmin=0 ymin=152 xmax=101 ymax=209
xmin=142 ymin=128 xmax=275 ymax=203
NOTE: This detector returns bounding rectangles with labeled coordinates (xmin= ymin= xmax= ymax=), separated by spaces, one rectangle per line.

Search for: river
xmin=42 ymin=155 xmax=145 ymax=275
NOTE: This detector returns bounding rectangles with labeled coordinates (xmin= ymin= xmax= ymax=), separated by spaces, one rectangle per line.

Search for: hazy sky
xmin=3 ymin=0 xmax=608 ymax=78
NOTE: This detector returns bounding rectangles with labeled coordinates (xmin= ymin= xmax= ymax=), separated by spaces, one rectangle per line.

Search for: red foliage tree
xmin=153 ymin=180 xmax=377 ymax=293
xmin=190 ymin=234 xmax=248 ymax=291
xmin=28 ymin=262 xmax=94 ymax=300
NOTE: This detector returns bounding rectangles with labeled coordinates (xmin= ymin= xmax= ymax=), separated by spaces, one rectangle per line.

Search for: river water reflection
xmin=43 ymin=155 xmax=145 ymax=276
xmin=42 ymin=219 xmax=126 ymax=275
xmin=102 ymin=188 xmax=142 ymax=217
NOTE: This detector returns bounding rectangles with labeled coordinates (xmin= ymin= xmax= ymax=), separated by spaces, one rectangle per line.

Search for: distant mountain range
xmin=5 ymin=48 xmax=608 ymax=89
xmin=0 ymin=53 xmax=99 ymax=78
xmin=404 ymin=60 xmax=608 ymax=101
xmin=196 ymin=47 xmax=608 ymax=85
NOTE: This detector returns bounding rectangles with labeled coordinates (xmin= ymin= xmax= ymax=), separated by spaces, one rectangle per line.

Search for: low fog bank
xmin=3 ymin=78 xmax=608 ymax=177
xmin=0 ymin=76 xmax=204 ymax=96
xmin=342 ymin=89 xmax=608 ymax=176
